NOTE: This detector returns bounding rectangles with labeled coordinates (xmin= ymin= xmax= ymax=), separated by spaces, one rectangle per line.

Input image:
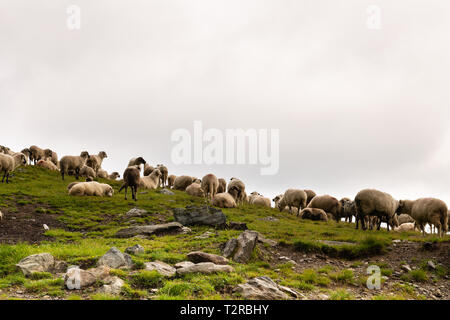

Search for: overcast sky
xmin=1 ymin=0 xmax=449 ymax=205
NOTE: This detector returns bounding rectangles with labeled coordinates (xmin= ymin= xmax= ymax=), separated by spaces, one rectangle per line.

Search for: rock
xmin=228 ymin=222 xmax=247 ymax=230
xmin=278 ymin=285 xmax=304 ymax=299
xmin=173 ymin=205 xmax=227 ymax=227
xmin=176 ymin=262 xmax=234 ymax=275
xmin=194 ymin=231 xmax=216 ymax=239
xmin=99 ymin=276 xmax=125 ymax=295
xmin=125 ymin=208 xmax=147 ymax=218
xmin=401 ymin=264 xmax=412 ymax=272
xmin=65 ymin=266 xmax=110 ymax=290
xmin=181 ymin=226 xmax=192 ymax=234
xmin=144 ymin=261 xmax=176 ymax=277
xmin=115 ymin=222 xmax=184 ymax=238
xmin=258 ymin=216 xmax=279 ymax=222
xmin=187 ymin=251 xmax=229 ymax=265
xmin=157 ymin=189 xmax=175 ymax=196
xmin=233 ymin=230 xmax=258 ymax=263
xmin=392 ymin=239 xmax=401 ymax=243
xmin=427 ymin=260 xmax=436 ymax=270
xmin=97 ymin=247 xmax=133 ymax=269
xmin=318 ymin=293 xmax=329 ymax=300
xmin=125 ymin=244 xmax=145 ymax=255
xmin=256 ymin=232 xmax=277 ymax=247
xmin=222 ymin=238 xmax=238 ymax=258
xmin=43 ymin=224 xmax=49 ymax=231
xmin=234 ymin=277 xmax=292 ymax=300
xmin=52 ymin=260 xmax=69 ymax=274
xmin=174 ymin=261 xmax=195 ymax=269
xmin=16 ymin=253 xmax=55 ymax=276
xmin=278 ymin=256 xmax=297 ymax=265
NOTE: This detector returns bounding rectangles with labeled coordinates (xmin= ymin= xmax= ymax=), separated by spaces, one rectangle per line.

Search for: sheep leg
xmin=75 ymin=168 xmax=80 ymax=180
xmin=1 ymin=170 xmax=6 ymax=183
xmin=297 ymin=206 xmax=301 ymax=217
xmin=5 ymin=172 xmax=9 ymax=184
xmin=124 ymin=186 xmax=128 ymax=200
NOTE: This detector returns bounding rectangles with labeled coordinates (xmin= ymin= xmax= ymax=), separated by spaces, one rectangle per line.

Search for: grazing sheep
xmin=300 ymin=208 xmax=328 ymax=221
xmin=167 ymin=174 xmax=176 ymax=188
xmin=186 ymin=182 xmax=205 ymax=197
xmin=397 ymin=198 xmax=448 ymax=238
xmin=80 ymin=165 xmax=96 ymax=179
xmin=173 ymin=175 xmax=194 ymax=191
xmin=69 ymin=181 xmax=114 ymax=197
xmin=212 ymin=192 xmax=237 ymax=208
xmin=398 ymin=214 xmax=415 ymax=225
xmin=139 ymin=169 xmax=161 ymax=190
xmin=127 ymin=157 xmax=146 ymax=170
xmin=227 ymin=178 xmax=246 ymax=204
xmin=340 ymin=198 xmax=357 ymax=223
xmin=85 ymin=151 xmax=107 ymax=173
xmin=248 ymin=192 xmax=262 ymax=203
xmin=304 ymin=189 xmax=317 ymax=206
xmin=119 ymin=166 xmax=141 ymax=201
xmin=36 ymin=159 xmax=59 ymax=171
xmin=307 ymin=195 xmax=342 ymax=222
xmin=21 ymin=148 xmax=32 ymax=165
xmin=251 ymin=195 xmax=271 ymax=208
xmin=273 ymin=194 xmax=298 ymax=212
xmin=143 ymin=164 xmax=155 ymax=176
xmin=217 ymin=178 xmax=227 ymax=194
xmin=201 ymin=174 xmax=219 ymax=200
xmin=0 ymin=152 xmax=27 ymax=183
xmin=354 ymin=189 xmax=399 ymax=231
xmin=97 ymin=169 xmax=109 ymax=179
xmin=43 ymin=149 xmax=58 ymax=167
xmin=156 ymin=164 xmax=169 ymax=188
xmin=60 ymin=151 xmax=90 ymax=180
xmin=108 ymin=172 xmax=120 ymax=180
xmin=393 ymin=223 xmax=418 ymax=233
xmin=277 ymin=189 xmax=307 ymax=216
xmin=29 ymin=145 xmax=46 ymax=164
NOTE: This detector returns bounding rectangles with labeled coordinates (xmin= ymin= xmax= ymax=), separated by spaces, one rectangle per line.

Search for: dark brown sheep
xmin=307 ymin=195 xmax=342 ymax=222
xmin=118 ymin=166 xmax=141 ymax=201
xmin=300 ymin=208 xmax=328 ymax=221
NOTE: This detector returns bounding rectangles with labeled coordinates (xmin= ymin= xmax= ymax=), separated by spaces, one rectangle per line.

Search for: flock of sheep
xmin=0 ymin=145 xmax=449 ymax=238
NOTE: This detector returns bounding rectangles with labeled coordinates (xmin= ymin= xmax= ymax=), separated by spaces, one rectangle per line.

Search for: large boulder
xmin=144 ymin=261 xmax=176 ymax=277
xmin=16 ymin=253 xmax=55 ymax=276
xmin=233 ymin=230 xmax=259 ymax=263
xmin=97 ymin=247 xmax=133 ymax=269
xmin=187 ymin=251 xmax=229 ymax=265
xmin=176 ymin=262 xmax=234 ymax=275
xmin=65 ymin=266 xmax=110 ymax=290
xmin=173 ymin=206 xmax=227 ymax=227
xmin=234 ymin=277 xmax=297 ymax=300
xmin=222 ymin=238 xmax=238 ymax=259
xmin=115 ymin=222 xmax=184 ymax=238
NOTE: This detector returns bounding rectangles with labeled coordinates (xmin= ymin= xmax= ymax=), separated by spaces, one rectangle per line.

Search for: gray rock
xmin=158 ymin=189 xmax=175 ymax=196
xmin=194 ymin=231 xmax=216 ymax=239
xmin=427 ymin=260 xmax=436 ymax=270
xmin=222 ymin=238 xmax=238 ymax=258
xmin=174 ymin=261 xmax=195 ymax=269
xmin=258 ymin=216 xmax=279 ymax=222
xmin=278 ymin=256 xmax=297 ymax=265
xmin=52 ymin=260 xmax=69 ymax=274
xmin=97 ymin=247 xmax=133 ymax=269
xmin=256 ymin=232 xmax=277 ymax=247
xmin=125 ymin=208 xmax=147 ymax=218
xmin=401 ymin=264 xmax=412 ymax=272
xmin=233 ymin=230 xmax=259 ymax=263
xmin=115 ymin=222 xmax=184 ymax=238
xmin=228 ymin=222 xmax=247 ymax=230
xmin=234 ymin=277 xmax=292 ymax=300
xmin=176 ymin=262 xmax=234 ymax=275
xmin=187 ymin=251 xmax=229 ymax=265
xmin=99 ymin=276 xmax=125 ymax=295
xmin=181 ymin=226 xmax=192 ymax=234
xmin=125 ymin=244 xmax=145 ymax=255
xmin=65 ymin=266 xmax=110 ymax=289
xmin=16 ymin=253 xmax=55 ymax=276
xmin=173 ymin=205 xmax=227 ymax=227
xmin=144 ymin=261 xmax=176 ymax=277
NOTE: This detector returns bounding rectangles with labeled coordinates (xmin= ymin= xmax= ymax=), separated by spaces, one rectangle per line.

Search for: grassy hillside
xmin=0 ymin=166 xmax=448 ymax=300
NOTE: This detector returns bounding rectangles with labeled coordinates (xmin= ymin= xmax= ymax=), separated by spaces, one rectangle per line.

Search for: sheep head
xmin=99 ymin=151 xmax=108 ymax=159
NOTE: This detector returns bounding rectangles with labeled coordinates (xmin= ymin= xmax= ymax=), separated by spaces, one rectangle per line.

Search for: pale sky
xmin=1 ymin=0 xmax=449 ymax=205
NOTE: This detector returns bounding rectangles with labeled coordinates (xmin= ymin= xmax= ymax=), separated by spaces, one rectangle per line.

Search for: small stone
xmin=43 ymin=224 xmax=49 ymax=231
xmin=157 ymin=189 xmax=175 ymax=196
xmin=194 ymin=231 xmax=216 ymax=239
xmin=176 ymin=262 xmax=234 ymax=275
xmin=174 ymin=261 xmax=195 ymax=269
xmin=187 ymin=251 xmax=229 ymax=265
xmin=97 ymin=247 xmax=133 ymax=269
xmin=144 ymin=261 xmax=176 ymax=277
xmin=99 ymin=276 xmax=125 ymax=295
xmin=125 ymin=208 xmax=148 ymax=217
xmin=125 ymin=244 xmax=145 ymax=255
xmin=427 ymin=260 xmax=436 ymax=270
xmin=401 ymin=264 xmax=412 ymax=272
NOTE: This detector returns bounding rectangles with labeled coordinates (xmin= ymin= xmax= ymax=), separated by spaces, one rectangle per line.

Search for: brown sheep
xmin=29 ymin=145 xmax=46 ymax=164
xmin=201 ymin=174 xmax=219 ymax=200
xmin=354 ymin=189 xmax=399 ymax=231
xmin=307 ymin=195 xmax=342 ymax=222
xmin=300 ymin=208 xmax=328 ymax=221
xmin=340 ymin=198 xmax=357 ymax=223
xmin=227 ymin=178 xmax=246 ymax=204
xmin=43 ymin=149 xmax=58 ymax=167
xmin=119 ymin=166 xmax=141 ymax=201
xmin=173 ymin=175 xmax=194 ymax=191
xmin=212 ymin=192 xmax=237 ymax=208
xmin=86 ymin=151 xmax=107 ymax=173
xmin=217 ymin=178 xmax=227 ymax=194
xmin=21 ymin=148 xmax=32 ymax=165
xmin=60 ymin=151 xmax=90 ymax=180
xmin=186 ymin=182 xmax=205 ymax=197
xmin=143 ymin=164 xmax=155 ymax=176
xmin=80 ymin=165 xmax=96 ymax=179
xmin=277 ymin=189 xmax=307 ymax=216
xmin=156 ymin=164 xmax=169 ymax=188
xmin=304 ymin=189 xmax=317 ymax=206
xmin=397 ymin=198 xmax=448 ymax=237
xmin=0 ymin=152 xmax=27 ymax=183
xmin=167 ymin=174 xmax=176 ymax=188
xmin=127 ymin=157 xmax=146 ymax=170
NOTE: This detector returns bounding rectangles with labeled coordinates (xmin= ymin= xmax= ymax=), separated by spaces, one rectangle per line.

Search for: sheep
xmin=398 ymin=214 xmax=415 ymax=225
xmin=156 ymin=164 xmax=169 ymax=188
xmin=340 ymin=198 xmax=357 ymax=223
xmin=304 ymin=189 xmax=317 ymax=206
xmin=251 ymin=195 xmax=271 ymax=208
xmin=97 ymin=169 xmax=109 ymax=179
xmin=167 ymin=174 xmax=176 ymax=188
xmin=21 ymin=148 xmax=32 ymax=165
xmin=354 ymin=189 xmax=399 ymax=231
xmin=69 ymin=181 xmax=114 ymax=197
xmin=201 ymin=174 xmax=219 ymax=200
xmin=273 ymin=194 xmax=298 ymax=212
xmin=211 ymin=192 xmax=237 ymax=208
xmin=393 ymin=223 xmax=418 ymax=233
xmin=193 ymin=178 xmax=202 ymax=184
xmin=86 ymin=151 xmax=107 ymax=173
xmin=43 ymin=149 xmax=58 ymax=167
xmin=307 ymin=195 xmax=342 ymax=222
xmin=139 ymin=169 xmax=161 ymax=190
xmin=80 ymin=165 xmax=96 ymax=179
xmin=173 ymin=175 xmax=194 ymax=191
xmin=29 ymin=145 xmax=50 ymax=164
xmin=217 ymin=178 xmax=227 ymax=194
xmin=299 ymin=208 xmax=328 ymax=221
xmin=60 ymin=151 xmax=90 ymax=180
xmin=127 ymin=157 xmax=146 ymax=171
xmin=143 ymin=164 xmax=155 ymax=176
xmin=67 ymin=178 xmax=93 ymax=191
xmin=118 ymin=166 xmax=141 ymax=201
xmin=396 ymin=198 xmax=448 ymax=238
xmin=227 ymin=178 xmax=246 ymax=204
xmin=186 ymin=182 xmax=205 ymax=197
xmin=36 ymin=159 xmax=59 ymax=171
xmin=277 ymin=189 xmax=307 ymax=216
xmin=248 ymin=192 xmax=262 ymax=203
xmin=108 ymin=172 xmax=121 ymax=180
xmin=0 ymin=152 xmax=27 ymax=183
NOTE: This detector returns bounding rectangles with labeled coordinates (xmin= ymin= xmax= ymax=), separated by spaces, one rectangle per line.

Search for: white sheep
xmin=36 ymin=159 xmax=59 ymax=171
xmin=212 ymin=192 xmax=237 ymax=208
xmin=139 ymin=169 xmax=161 ymax=190
xmin=0 ymin=152 xmax=27 ymax=183
xmin=68 ymin=181 xmax=114 ymax=197
xmin=60 ymin=151 xmax=90 ymax=180
xmin=277 ymin=189 xmax=307 ymax=216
